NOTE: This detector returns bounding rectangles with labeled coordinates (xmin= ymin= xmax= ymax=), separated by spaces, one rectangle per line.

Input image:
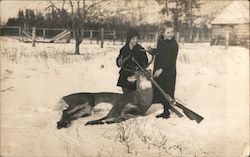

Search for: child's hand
xmin=153 ymin=69 xmax=163 ymax=78
xmin=146 ymin=46 xmax=153 ymax=52
xmin=146 ymin=45 xmax=152 ymax=49
xmin=145 ymin=46 xmax=157 ymax=55
xmin=117 ymin=56 xmax=123 ymax=67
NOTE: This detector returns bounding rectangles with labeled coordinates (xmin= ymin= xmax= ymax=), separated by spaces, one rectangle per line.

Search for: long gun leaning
xmin=132 ymin=54 xmax=204 ymax=123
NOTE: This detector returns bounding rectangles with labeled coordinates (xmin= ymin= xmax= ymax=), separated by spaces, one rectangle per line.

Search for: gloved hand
xmin=145 ymin=47 xmax=157 ymax=55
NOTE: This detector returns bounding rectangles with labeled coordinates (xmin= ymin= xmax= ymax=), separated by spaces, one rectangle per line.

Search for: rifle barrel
xmin=132 ymin=57 xmax=204 ymax=123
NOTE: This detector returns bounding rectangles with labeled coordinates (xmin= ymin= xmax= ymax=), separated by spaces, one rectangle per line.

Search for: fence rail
xmin=1 ymin=26 xmax=248 ymax=49
xmin=0 ymin=26 xmax=213 ymax=43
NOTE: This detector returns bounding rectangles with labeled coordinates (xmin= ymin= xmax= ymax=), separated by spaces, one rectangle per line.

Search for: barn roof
xmin=211 ymin=1 xmax=249 ymax=24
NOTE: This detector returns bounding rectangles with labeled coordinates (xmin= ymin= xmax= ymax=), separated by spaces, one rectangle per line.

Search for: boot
xmin=156 ymin=102 xmax=171 ymax=119
xmin=156 ymin=109 xmax=170 ymax=119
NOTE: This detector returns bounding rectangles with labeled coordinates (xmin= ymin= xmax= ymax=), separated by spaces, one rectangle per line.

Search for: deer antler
xmin=139 ymin=49 xmax=155 ymax=69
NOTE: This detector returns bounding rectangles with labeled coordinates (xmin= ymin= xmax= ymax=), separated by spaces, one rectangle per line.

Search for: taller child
xmin=152 ymin=22 xmax=179 ymax=119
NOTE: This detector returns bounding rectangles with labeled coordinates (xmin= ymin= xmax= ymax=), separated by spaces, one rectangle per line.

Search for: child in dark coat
xmin=151 ymin=22 xmax=179 ymax=119
xmin=116 ymin=29 xmax=148 ymax=93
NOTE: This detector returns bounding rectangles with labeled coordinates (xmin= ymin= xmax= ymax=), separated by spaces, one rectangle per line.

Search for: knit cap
xmin=126 ymin=28 xmax=139 ymax=44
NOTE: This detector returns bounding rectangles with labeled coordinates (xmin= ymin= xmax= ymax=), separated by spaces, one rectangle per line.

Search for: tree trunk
xmin=72 ymin=17 xmax=81 ymax=55
xmin=72 ymin=28 xmax=81 ymax=55
xmin=189 ymin=28 xmax=193 ymax=43
xmin=75 ymin=40 xmax=80 ymax=55
xmin=189 ymin=0 xmax=193 ymax=43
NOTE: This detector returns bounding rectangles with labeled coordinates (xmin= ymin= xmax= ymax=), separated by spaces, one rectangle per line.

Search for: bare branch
xmin=76 ymin=0 xmax=81 ymax=17
xmin=61 ymin=0 xmax=66 ymax=10
xmin=86 ymin=0 xmax=108 ymax=13
xmin=68 ymin=0 xmax=74 ymax=15
xmin=49 ymin=0 xmax=61 ymax=12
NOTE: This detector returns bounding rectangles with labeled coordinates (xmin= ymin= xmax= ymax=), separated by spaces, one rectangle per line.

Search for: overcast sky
xmin=0 ymin=0 xmax=49 ymax=23
xmin=0 ymin=0 xmax=164 ymax=25
xmin=0 ymin=0 xmax=238 ymax=26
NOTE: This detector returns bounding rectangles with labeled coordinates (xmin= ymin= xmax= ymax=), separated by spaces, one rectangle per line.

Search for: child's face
xmin=129 ymin=36 xmax=139 ymax=46
xmin=163 ymin=27 xmax=174 ymax=40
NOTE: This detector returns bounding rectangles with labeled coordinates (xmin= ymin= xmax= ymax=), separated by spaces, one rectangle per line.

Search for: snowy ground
xmin=0 ymin=37 xmax=249 ymax=157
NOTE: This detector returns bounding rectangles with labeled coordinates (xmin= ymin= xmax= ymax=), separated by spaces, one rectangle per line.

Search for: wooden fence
xmin=0 ymin=26 xmax=158 ymax=44
xmin=0 ymin=26 xmax=221 ymax=46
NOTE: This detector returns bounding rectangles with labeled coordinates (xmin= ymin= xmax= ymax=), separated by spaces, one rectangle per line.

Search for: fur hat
xmin=126 ymin=28 xmax=139 ymax=44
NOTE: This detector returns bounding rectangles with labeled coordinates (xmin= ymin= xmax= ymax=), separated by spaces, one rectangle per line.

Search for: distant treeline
xmin=5 ymin=9 xmax=158 ymax=32
xmin=4 ymin=1 xmax=212 ymax=43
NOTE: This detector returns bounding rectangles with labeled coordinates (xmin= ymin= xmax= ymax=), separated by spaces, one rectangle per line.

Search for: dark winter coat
xmin=152 ymin=35 xmax=179 ymax=103
xmin=116 ymin=44 xmax=148 ymax=90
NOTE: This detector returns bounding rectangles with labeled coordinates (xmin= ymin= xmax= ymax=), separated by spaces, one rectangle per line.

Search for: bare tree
xmin=48 ymin=0 xmax=108 ymax=54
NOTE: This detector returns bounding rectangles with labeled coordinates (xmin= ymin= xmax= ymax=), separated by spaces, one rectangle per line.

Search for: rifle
xmin=132 ymin=56 xmax=204 ymax=123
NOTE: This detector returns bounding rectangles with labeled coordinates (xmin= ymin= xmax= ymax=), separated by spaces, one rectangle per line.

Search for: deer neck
xmin=135 ymin=76 xmax=153 ymax=113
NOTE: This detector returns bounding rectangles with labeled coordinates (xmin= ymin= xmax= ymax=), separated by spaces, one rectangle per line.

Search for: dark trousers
xmin=153 ymin=75 xmax=176 ymax=115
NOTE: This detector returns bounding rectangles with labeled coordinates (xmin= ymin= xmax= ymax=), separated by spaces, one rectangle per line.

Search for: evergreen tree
xmin=155 ymin=0 xmax=201 ymax=42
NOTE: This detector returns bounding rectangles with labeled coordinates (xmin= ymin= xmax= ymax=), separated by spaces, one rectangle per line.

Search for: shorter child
xmin=116 ymin=29 xmax=148 ymax=94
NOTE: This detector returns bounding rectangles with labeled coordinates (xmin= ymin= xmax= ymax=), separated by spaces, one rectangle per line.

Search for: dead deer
xmin=56 ymin=70 xmax=153 ymax=128
xmin=57 ymin=52 xmax=154 ymax=129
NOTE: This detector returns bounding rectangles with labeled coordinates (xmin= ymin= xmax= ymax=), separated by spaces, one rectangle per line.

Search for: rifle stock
xmin=169 ymin=105 xmax=184 ymax=118
xmin=175 ymin=102 xmax=204 ymax=123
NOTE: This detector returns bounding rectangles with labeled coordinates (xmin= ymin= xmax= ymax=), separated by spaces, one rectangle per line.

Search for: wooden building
xmin=210 ymin=1 xmax=249 ymax=46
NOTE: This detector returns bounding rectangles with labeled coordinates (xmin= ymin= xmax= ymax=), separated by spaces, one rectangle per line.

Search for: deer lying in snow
xmin=56 ymin=70 xmax=153 ymax=128
xmin=57 ymin=53 xmax=154 ymax=129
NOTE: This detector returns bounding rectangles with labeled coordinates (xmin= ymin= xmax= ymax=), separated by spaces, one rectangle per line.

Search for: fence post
xmin=201 ymin=30 xmax=204 ymax=42
xmin=113 ymin=30 xmax=116 ymax=45
xmin=154 ymin=32 xmax=159 ymax=46
xmin=90 ymin=30 xmax=93 ymax=44
xmin=32 ymin=27 xmax=36 ymax=47
xmin=96 ymin=30 xmax=99 ymax=44
xmin=144 ymin=32 xmax=147 ymax=42
xmin=225 ymin=31 xmax=229 ymax=49
xmin=18 ymin=27 xmax=22 ymax=40
xmin=43 ymin=28 xmax=46 ymax=39
xmin=101 ymin=28 xmax=104 ymax=48
xmin=196 ymin=29 xmax=199 ymax=43
xmin=24 ymin=23 xmax=27 ymax=32
xmin=176 ymin=32 xmax=180 ymax=43
xmin=18 ymin=27 xmax=21 ymax=37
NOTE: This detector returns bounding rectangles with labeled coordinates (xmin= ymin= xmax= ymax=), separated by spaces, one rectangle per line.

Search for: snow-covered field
xmin=0 ymin=37 xmax=249 ymax=157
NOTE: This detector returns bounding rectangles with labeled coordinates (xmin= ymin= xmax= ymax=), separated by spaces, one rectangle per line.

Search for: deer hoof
xmin=156 ymin=113 xmax=170 ymax=119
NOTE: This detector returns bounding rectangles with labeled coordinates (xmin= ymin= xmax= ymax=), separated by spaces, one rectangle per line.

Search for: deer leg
xmin=104 ymin=116 xmax=126 ymax=124
xmin=85 ymin=116 xmax=108 ymax=125
xmin=105 ymin=106 xmax=140 ymax=125
xmin=105 ymin=113 xmax=139 ymax=124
